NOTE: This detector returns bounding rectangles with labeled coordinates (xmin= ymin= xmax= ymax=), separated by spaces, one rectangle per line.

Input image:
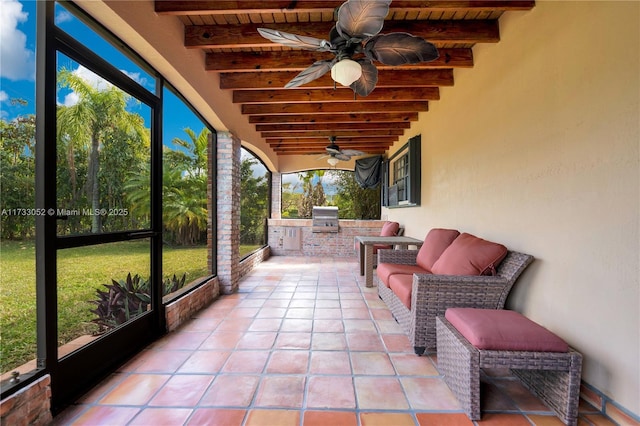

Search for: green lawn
xmin=240 ymin=245 xmax=262 ymax=258
xmin=0 ymin=239 xmax=214 ymax=373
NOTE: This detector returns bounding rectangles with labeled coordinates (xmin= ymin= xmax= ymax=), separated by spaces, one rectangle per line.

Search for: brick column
xmin=271 ymin=171 xmax=282 ymax=219
xmin=207 ymin=133 xmax=214 ymax=275
xmin=216 ymin=131 xmax=241 ymax=294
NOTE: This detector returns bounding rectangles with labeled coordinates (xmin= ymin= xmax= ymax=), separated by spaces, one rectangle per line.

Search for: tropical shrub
xmin=163 ymin=273 xmax=186 ymax=295
xmin=240 ymin=153 xmax=268 ymax=246
xmin=0 ymin=115 xmax=36 ymax=239
xmin=91 ymin=272 xmax=187 ymax=332
xmin=91 ymin=273 xmax=150 ymax=332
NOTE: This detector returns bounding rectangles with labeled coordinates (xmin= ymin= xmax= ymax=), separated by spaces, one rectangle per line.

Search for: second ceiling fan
xmin=318 ymin=137 xmax=365 ymax=166
xmin=257 ymin=0 xmax=439 ymax=96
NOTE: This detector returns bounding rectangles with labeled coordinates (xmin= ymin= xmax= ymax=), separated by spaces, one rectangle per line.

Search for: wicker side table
xmin=354 ymin=235 xmax=423 ymax=287
xmin=436 ymin=315 xmax=582 ymax=426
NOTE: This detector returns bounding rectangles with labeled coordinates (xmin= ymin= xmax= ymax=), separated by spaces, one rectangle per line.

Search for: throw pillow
xmin=431 ymin=232 xmax=507 ymax=276
xmin=380 ymin=221 xmax=400 ymax=237
xmin=415 ymin=228 xmax=461 ymax=272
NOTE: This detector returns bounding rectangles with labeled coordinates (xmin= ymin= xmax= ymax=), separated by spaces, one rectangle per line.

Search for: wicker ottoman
xmin=436 ymin=308 xmax=583 ymax=426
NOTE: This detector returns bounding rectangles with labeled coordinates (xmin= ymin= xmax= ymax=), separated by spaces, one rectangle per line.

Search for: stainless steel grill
xmin=312 ymin=206 xmax=339 ymax=233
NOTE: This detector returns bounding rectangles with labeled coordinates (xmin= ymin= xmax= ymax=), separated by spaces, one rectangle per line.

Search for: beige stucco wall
xmin=385 ymin=1 xmax=639 ymax=414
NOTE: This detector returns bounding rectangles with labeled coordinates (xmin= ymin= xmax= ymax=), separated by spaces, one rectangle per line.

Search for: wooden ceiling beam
xmin=271 ymin=142 xmax=391 ymax=150
xmin=275 ymin=150 xmax=385 ymax=157
xmin=274 ymin=147 xmax=388 ymax=152
xmin=233 ymin=86 xmax=440 ymax=104
xmin=270 ymin=140 xmax=393 ymax=145
xmin=154 ymin=0 xmax=536 ymax=160
xmin=156 ymin=1 xmax=534 ymax=15
xmin=205 ymin=48 xmax=472 ymax=72
xmin=249 ymin=112 xmax=418 ymax=124
xmin=242 ymin=101 xmax=428 ymax=115
xmin=255 ymin=122 xmax=411 ymax=132
xmin=156 ymin=1 xmax=342 ymax=15
xmin=274 ymin=151 xmax=389 ymax=155
xmin=262 ymin=129 xmax=404 ymax=138
xmin=272 ymin=141 xmax=389 ymax=146
xmin=272 ymin=145 xmax=391 ymax=152
xmin=267 ymin=140 xmax=395 ymax=147
xmin=233 ymin=87 xmax=440 ymax=104
xmin=221 ymin=69 xmax=453 ymax=90
xmin=185 ymin=20 xmax=499 ymax=49
xmin=275 ymin=150 xmax=387 ymax=156
xmin=266 ymin=140 xmax=398 ymax=148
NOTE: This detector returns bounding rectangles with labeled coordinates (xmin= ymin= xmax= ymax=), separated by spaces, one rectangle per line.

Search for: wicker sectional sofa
xmin=375 ymin=229 xmax=534 ymax=354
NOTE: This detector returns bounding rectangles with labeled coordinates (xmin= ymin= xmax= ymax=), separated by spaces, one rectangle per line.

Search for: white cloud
xmin=0 ymin=91 xmax=8 ymax=119
xmin=73 ymin=65 xmax=113 ymax=91
xmin=61 ymin=91 xmax=79 ymax=107
xmin=0 ymin=0 xmax=35 ymax=81
xmin=59 ymin=65 xmax=144 ymax=108
xmin=120 ymin=69 xmax=148 ymax=88
xmin=54 ymin=10 xmax=72 ymax=25
xmin=58 ymin=65 xmax=111 ymax=107
xmin=67 ymin=65 xmax=147 ymax=91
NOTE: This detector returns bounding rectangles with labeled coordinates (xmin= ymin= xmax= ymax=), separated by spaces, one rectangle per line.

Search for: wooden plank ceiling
xmin=155 ymin=1 xmax=535 ymax=157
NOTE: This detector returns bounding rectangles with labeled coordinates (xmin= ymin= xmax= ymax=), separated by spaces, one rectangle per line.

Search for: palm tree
xmin=168 ymin=127 xmax=209 ymax=179
xmin=162 ymin=176 xmax=207 ymax=245
xmin=297 ymin=170 xmax=326 ymax=218
xmin=240 ymin=155 xmax=268 ymax=245
xmin=57 ymin=67 xmax=149 ymax=233
xmin=125 ymin=128 xmax=209 ymax=246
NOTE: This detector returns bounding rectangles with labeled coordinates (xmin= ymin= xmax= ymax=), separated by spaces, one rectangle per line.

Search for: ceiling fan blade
xmin=257 ymin=28 xmax=332 ymax=51
xmin=328 ymin=26 xmax=345 ymax=49
xmin=336 ymin=0 xmax=392 ymax=41
xmin=364 ymin=33 xmax=439 ymax=65
xmin=334 ymin=153 xmax=351 ymax=161
xmin=350 ymin=59 xmax=378 ymax=97
xmin=341 ymin=149 xmax=366 ymax=157
xmin=326 ymin=143 xmax=342 ymax=155
xmin=285 ymin=60 xmax=334 ymax=88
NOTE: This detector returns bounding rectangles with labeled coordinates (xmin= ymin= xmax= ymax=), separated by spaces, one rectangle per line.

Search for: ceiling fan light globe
xmin=331 ymin=59 xmax=362 ymax=86
xmin=327 ymin=157 xmax=340 ymax=166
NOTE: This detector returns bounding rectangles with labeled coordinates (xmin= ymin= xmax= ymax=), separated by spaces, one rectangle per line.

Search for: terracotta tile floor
xmin=53 ymin=256 xmax=612 ymax=426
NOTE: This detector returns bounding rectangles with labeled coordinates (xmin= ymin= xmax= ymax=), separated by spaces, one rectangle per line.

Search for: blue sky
xmin=0 ymin=0 xmax=206 ymax=148
xmin=0 ymin=0 xmax=327 ymax=185
xmin=0 ymin=0 xmax=36 ymax=119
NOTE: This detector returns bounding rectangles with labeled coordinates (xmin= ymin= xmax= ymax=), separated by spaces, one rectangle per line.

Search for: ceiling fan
xmin=257 ymin=0 xmax=439 ymax=96
xmin=319 ymin=137 xmax=365 ymax=165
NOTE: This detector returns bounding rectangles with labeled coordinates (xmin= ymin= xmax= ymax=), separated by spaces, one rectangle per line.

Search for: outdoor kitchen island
xmin=267 ymin=218 xmax=389 ymax=257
